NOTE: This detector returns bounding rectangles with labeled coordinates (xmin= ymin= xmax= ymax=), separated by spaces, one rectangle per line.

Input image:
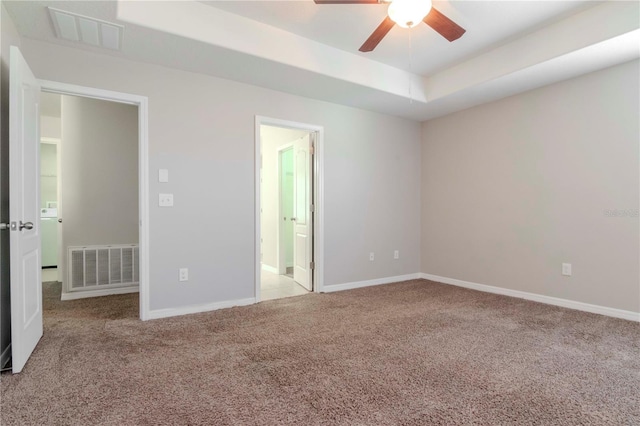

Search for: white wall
xmin=20 ymin=39 xmax=422 ymax=312
xmin=61 ymin=95 xmax=138 ymax=259
xmin=260 ymin=126 xmax=308 ymax=272
xmin=421 ymin=60 xmax=640 ymax=313
xmin=40 ymin=143 xmax=57 ymax=207
xmin=41 ymin=115 xmax=60 ymax=139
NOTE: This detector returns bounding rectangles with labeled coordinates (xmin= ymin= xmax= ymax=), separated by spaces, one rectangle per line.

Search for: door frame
xmin=39 ymin=137 xmax=62 ymax=282
xmin=276 ymin=143 xmax=294 ymax=276
xmin=39 ymin=80 xmax=151 ymax=320
xmin=254 ymin=116 xmax=324 ymax=301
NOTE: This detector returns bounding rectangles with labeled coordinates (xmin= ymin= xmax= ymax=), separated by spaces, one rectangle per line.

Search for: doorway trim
xmin=255 ymin=116 xmax=324 ymax=301
xmin=39 ymin=80 xmax=150 ymax=321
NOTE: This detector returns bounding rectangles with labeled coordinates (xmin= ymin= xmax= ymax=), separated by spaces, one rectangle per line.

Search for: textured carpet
xmin=1 ymin=279 xmax=639 ymax=425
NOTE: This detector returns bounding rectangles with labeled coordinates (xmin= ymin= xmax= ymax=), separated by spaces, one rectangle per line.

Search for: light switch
xmin=159 ymin=193 xmax=174 ymax=207
xmin=158 ymin=169 xmax=169 ymax=183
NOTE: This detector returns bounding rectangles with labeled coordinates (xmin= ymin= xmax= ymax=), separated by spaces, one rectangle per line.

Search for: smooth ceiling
xmin=203 ymin=1 xmax=596 ymax=76
xmin=4 ymin=0 xmax=637 ymax=121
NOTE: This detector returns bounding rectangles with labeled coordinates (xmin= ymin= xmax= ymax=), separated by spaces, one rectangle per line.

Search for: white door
xmin=9 ymin=46 xmax=43 ymax=373
xmin=292 ymin=134 xmax=313 ymax=291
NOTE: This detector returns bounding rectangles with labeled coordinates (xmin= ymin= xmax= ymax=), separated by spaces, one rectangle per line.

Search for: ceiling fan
xmin=313 ymin=0 xmax=466 ymax=52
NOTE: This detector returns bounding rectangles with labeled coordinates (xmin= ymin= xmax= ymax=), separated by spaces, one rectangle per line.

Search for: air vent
xmin=48 ymin=7 xmax=124 ymax=50
xmin=68 ymin=245 xmax=139 ymax=290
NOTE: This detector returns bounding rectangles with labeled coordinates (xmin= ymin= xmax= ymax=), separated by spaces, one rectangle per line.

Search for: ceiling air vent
xmin=48 ymin=7 xmax=124 ymax=50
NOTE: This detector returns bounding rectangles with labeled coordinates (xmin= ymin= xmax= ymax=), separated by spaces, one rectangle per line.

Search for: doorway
xmin=40 ymin=81 xmax=149 ymax=320
xmin=39 ymin=136 xmax=61 ymax=284
xmin=38 ymin=92 xmax=140 ymax=303
xmin=255 ymin=117 xmax=324 ymax=302
xmin=278 ymin=145 xmax=295 ymax=279
xmin=8 ymin=47 xmax=149 ymax=374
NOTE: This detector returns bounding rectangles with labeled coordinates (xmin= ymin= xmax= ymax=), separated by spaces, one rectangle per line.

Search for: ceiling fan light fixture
xmin=387 ymin=0 xmax=432 ymax=28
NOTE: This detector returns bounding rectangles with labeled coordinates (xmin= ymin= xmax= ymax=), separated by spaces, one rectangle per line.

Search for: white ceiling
xmin=4 ymin=0 xmax=639 ymax=121
xmin=203 ymin=1 xmax=596 ymax=76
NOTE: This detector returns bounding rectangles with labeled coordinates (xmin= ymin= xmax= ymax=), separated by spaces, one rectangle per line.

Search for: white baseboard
xmin=1 ymin=343 xmax=11 ymax=370
xmin=61 ymin=285 xmax=139 ymax=301
xmin=261 ymin=264 xmax=278 ymax=274
xmin=323 ymin=273 xmax=423 ymax=293
xmin=147 ymin=297 xmax=256 ymax=320
xmin=420 ymin=273 xmax=640 ymax=322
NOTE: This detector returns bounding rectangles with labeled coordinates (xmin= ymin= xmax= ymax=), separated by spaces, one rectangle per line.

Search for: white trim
xmin=39 ymin=79 xmax=150 ymax=321
xmin=61 ymin=285 xmax=139 ymax=301
xmin=57 ymin=137 xmax=63 ymax=283
xmin=146 ymin=298 xmax=256 ymax=321
xmin=323 ymin=273 xmax=423 ymax=293
xmin=255 ymin=119 xmax=261 ymax=303
xmin=0 ymin=343 xmax=11 ymax=369
xmin=261 ymin=264 xmax=278 ymax=274
xmin=255 ymin=116 xmax=325 ymax=303
xmin=311 ymin=130 xmax=324 ymax=294
xmin=40 ymin=137 xmax=60 ymax=144
xmin=420 ymin=273 xmax=640 ymax=323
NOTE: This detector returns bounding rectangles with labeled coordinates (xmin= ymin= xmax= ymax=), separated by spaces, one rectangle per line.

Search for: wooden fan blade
xmin=314 ymin=0 xmax=380 ymax=4
xmin=359 ymin=16 xmax=395 ymax=52
xmin=423 ymin=7 xmax=466 ymax=42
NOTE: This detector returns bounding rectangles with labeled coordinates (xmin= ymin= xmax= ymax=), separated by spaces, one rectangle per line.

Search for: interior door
xmin=9 ymin=46 xmax=43 ymax=373
xmin=292 ymin=134 xmax=313 ymax=291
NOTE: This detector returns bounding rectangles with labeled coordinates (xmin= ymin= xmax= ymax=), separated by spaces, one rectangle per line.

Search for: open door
xmin=9 ymin=46 xmax=43 ymax=373
xmin=292 ymin=134 xmax=313 ymax=291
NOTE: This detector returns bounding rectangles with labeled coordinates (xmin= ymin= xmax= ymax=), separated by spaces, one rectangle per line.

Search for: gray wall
xmin=0 ymin=3 xmax=22 ymax=365
xmin=421 ymin=60 xmax=640 ymax=313
xmin=60 ymin=95 xmax=138 ymax=263
xmin=20 ymin=39 xmax=422 ymax=311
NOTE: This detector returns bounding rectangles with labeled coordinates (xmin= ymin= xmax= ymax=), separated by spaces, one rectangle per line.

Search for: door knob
xmin=290 ymin=217 xmax=297 ymax=221
xmin=19 ymin=221 xmax=34 ymax=231
xmin=58 ymin=218 xmax=62 ymax=223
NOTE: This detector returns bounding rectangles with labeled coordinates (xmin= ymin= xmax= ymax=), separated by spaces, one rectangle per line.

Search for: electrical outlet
xmin=179 ymin=268 xmax=188 ymax=282
xmin=394 ymin=250 xmax=399 ymax=259
xmin=159 ymin=193 xmax=174 ymax=207
xmin=562 ymin=263 xmax=572 ymax=276
xmin=369 ymin=252 xmax=374 ymax=261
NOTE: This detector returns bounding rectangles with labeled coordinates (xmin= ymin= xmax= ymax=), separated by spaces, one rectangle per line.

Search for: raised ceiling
xmin=203 ymin=1 xmax=594 ymax=76
xmin=4 ymin=0 xmax=639 ymax=121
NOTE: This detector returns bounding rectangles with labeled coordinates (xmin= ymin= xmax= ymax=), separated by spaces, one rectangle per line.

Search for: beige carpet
xmin=1 ymin=279 xmax=639 ymax=425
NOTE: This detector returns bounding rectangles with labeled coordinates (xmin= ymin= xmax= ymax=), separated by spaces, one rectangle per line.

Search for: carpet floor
xmin=1 ymin=279 xmax=639 ymax=425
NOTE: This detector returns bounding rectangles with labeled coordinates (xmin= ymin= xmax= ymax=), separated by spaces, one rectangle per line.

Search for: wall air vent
xmin=48 ymin=7 xmax=124 ymax=50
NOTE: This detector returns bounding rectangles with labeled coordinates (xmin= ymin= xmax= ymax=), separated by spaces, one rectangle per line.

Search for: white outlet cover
xmin=179 ymin=268 xmax=188 ymax=281
xmin=159 ymin=193 xmax=174 ymax=207
xmin=562 ymin=263 xmax=572 ymax=276
xmin=158 ymin=169 xmax=169 ymax=183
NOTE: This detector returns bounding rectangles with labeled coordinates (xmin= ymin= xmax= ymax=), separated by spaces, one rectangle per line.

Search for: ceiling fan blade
xmin=423 ymin=7 xmax=466 ymax=42
xmin=359 ymin=16 xmax=395 ymax=52
xmin=314 ymin=0 xmax=380 ymax=4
